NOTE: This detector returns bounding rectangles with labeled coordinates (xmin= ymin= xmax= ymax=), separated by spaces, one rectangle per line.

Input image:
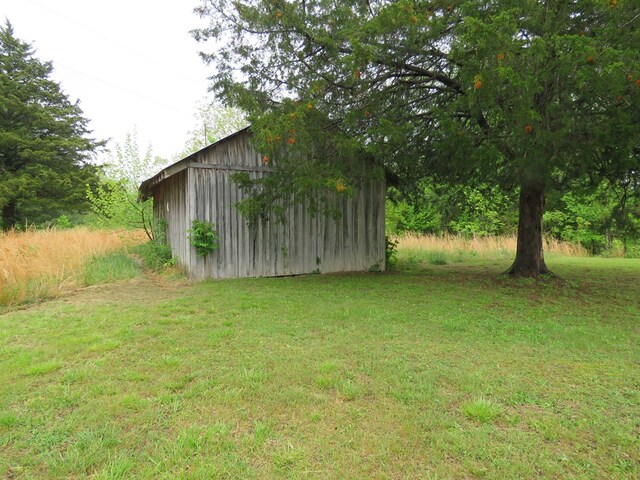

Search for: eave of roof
xmin=138 ymin=125 xmax=251 ymax=199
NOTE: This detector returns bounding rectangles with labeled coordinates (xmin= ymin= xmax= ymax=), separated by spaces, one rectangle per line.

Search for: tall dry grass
xmin=0 ymin=228 xmax=146 ymax=306
xmin=394 ymin=232 xmax=587 ymax=257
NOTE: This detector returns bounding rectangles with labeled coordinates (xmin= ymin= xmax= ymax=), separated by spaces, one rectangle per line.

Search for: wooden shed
xmin=139 ymin=127 xmax=386 ymax=280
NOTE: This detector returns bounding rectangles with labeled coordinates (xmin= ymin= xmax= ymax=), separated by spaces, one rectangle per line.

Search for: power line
xmin=25 ymin=0 xmax=207 ymax=87
xmin=53 ymin=61 xmax=193 ymax=118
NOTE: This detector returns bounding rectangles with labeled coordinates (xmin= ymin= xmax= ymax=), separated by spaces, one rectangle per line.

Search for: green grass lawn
xmin=1 ymin=254 xmax=638 ymax=479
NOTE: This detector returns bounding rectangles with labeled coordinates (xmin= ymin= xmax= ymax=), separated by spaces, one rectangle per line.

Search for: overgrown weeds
xmin=131 ymin=240 xmax=175 ymax=271
xmin=394 ymin=233 xmax=586 ymax=257
xmin=0 ymin=227 xmax=145 ymax=306
xmin=83 ymin=252 xmax=140 ymax=286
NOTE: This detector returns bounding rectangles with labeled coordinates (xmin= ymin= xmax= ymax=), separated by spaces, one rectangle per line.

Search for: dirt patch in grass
xmin=68 ymin=274 xmax=190 ymax=307
xmin=2 ymin=272 xmax=189 ymax=317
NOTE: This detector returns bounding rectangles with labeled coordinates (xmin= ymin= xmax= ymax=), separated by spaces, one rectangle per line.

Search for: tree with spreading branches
xmin=193 ymin=0 xmax=640 ymax=277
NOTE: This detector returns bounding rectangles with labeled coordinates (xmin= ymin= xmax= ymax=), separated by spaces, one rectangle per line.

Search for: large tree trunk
xmin=507 ymin=180 xmax=550 ymax=277
xmin=2 ymin=201 xmax=17 ymax=231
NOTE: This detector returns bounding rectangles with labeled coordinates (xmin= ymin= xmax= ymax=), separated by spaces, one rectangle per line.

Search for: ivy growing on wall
xmin=188 ymin=220 xmax=219 ymax=256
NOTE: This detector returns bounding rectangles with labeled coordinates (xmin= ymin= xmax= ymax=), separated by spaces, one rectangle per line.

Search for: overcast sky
xmin=2 ymin=0 xmax=215 ymax=166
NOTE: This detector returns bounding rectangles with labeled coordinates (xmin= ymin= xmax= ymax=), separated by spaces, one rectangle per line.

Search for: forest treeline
xmin=2 ymin=18 xmax=638 ymax=258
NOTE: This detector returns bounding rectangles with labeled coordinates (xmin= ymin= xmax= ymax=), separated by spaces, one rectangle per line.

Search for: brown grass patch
xmin=0 ymin=228 xmax=146 ymax=306
xmin=394 ymin=232 xmax=587 ymax=257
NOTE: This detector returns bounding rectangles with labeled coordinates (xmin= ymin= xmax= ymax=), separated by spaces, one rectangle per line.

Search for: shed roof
xmin=138 ymin=126 xmax=250 ymax=199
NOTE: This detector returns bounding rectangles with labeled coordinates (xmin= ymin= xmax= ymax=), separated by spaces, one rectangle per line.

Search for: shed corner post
xmin=185 ymin=165 xmax=196 ymax=278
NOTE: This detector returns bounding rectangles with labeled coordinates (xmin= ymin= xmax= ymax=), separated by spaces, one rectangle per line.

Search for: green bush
xmin=55 ymin=215 xmax=72 ymax=229
xmin=132 ymin=241 xmax=174 ymax=271
xmin=386 ymin=183 xmax=518 ymax=237
xmin=188 ymin=220 xmax=219 ymax=256
xmin=625 ymin=242 xmax=640 ymax=258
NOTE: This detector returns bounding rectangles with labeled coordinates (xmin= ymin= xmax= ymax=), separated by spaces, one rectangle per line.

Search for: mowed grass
xmin=0 ymin=255 xmax=638 ymax=479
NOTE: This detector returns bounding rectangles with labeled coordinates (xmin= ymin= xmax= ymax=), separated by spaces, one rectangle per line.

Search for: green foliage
xmin=193 ymin=0 xmax=640 ymax=188
xmin=0 ymin=21 xmax=103 ymax=229
xmin=86 ymin=130 xmax=165 ymax=238
xmin=177 ymin=97 xmax=247 ymax=158
xmin=546 ymin=191 xmax=612 ymax=254
xmin=386 ymin=199 xmax=438 ymax=234
xmin=131 ymin=219 xmax=175 ymax=271
xmin=388 ymin=176 xmax=637 ymax=256
xmin=447 ymin=184 xmax=517 ymax=237
xmin=82 ymin=252 xmax=140 ymax=286
xmin=545 ymin=179 xmax=640 ymax=255
xmin=55 ymin=215 xmax=72 ymax=230
xmin=386 ymin=185 xmax=444 ymax=235
xmin=385 ymin=235 xmax=398 ymax=264
xmin=387 ymin=182 xmax=517 ymax=237
xmin=86 ymin=180 xmax=153 ymax=234
xmin=132 ymin=241 xmax=175 ymax=271
xmin=193 ymin=0 xmax=640 ymax=275
xmin=231 ymin=109 xmax=371 ymax=225
xmin=188 ymin=220 xmax=219 ymax=256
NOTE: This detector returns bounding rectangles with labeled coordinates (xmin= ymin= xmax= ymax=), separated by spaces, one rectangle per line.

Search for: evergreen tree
xmin=0 ymin=21 xmax=102 ymax=229
xmin=193 ymin=0 xmax=640 ymax=277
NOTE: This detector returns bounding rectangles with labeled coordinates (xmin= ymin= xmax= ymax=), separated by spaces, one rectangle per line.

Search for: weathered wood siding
xmin=150 ymin=130 xmax=385 ymax=280
xmin=152 ymin=170 xmax=190 ymax=266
